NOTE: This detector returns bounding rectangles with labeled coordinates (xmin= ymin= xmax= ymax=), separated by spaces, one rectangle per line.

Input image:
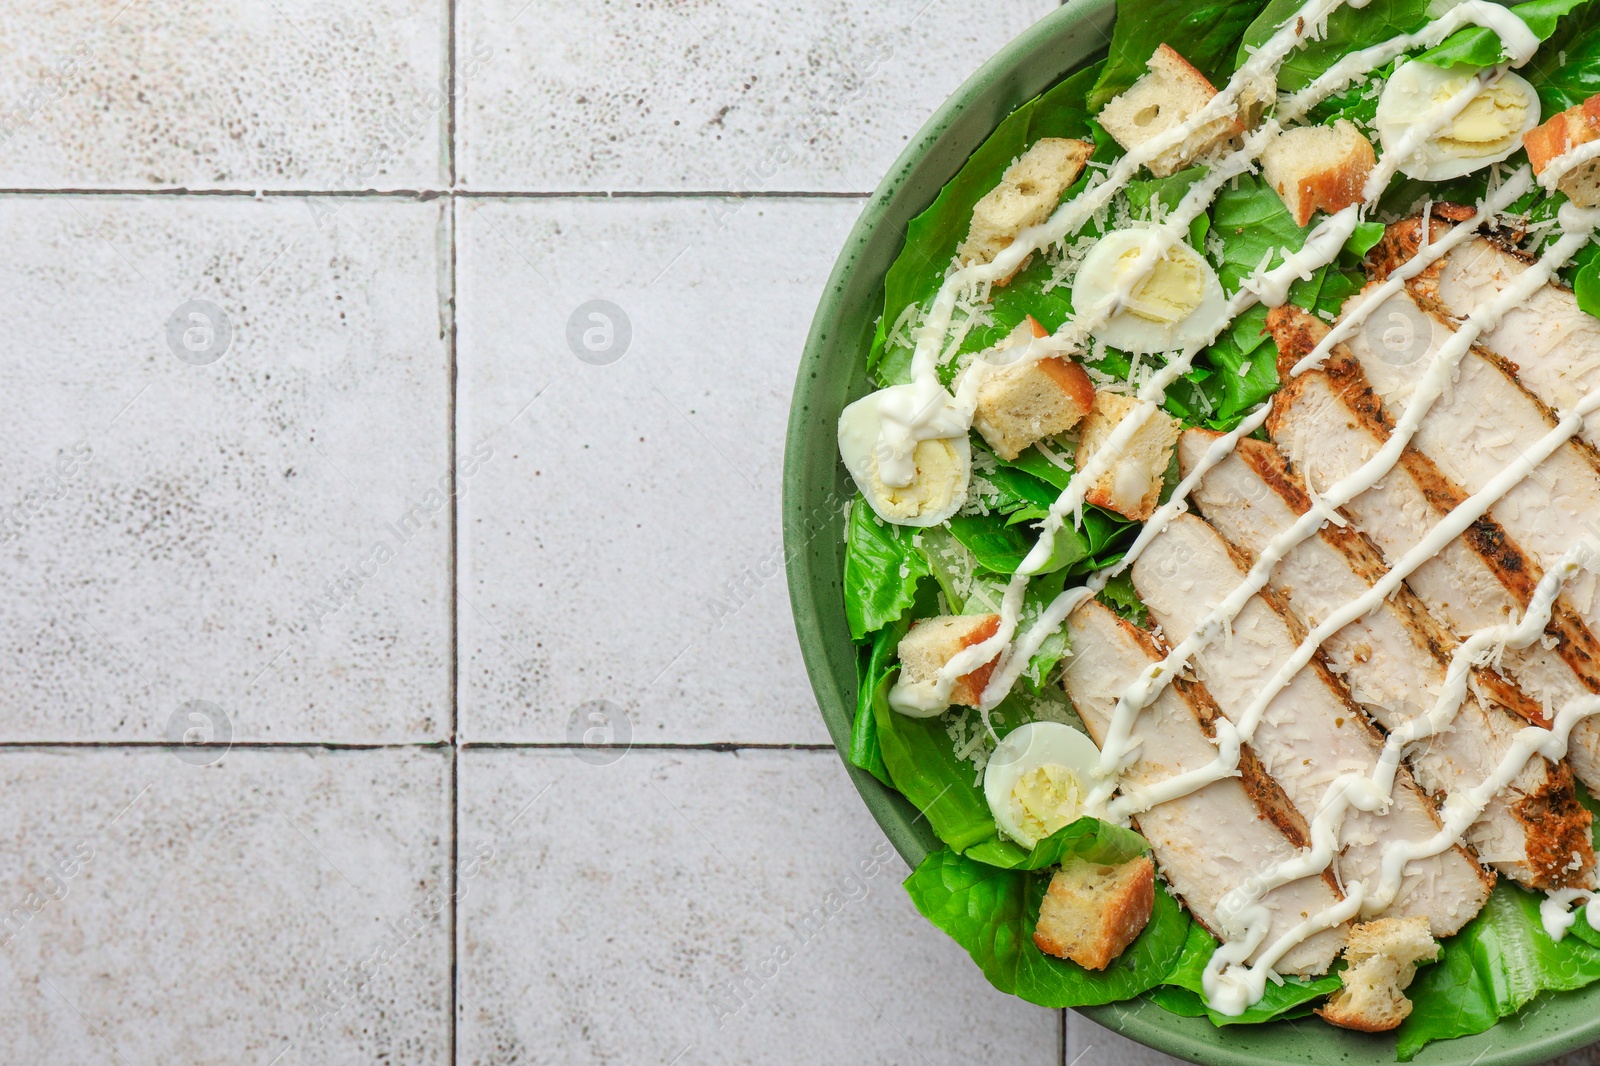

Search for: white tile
xmin=455 ymin=747 xmax=1059 ymax=1065
xmin=0 ymin=747 xmax=451 ymax=1065
xmin=456 ymin=196 xmax=858 ymax=743
xmin=1068 ymin=1012 xmax=1187 ymax=1066
xmin=455 ymin=0 xmax=1060 ymax=192
xmin=0 ymin=0 xmax=447 ymax=190
xmin=0 ymin=196 xmax=450 ymax=742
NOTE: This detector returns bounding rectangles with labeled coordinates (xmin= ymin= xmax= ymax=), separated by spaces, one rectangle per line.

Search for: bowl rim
xmin=780 ymin=1 xmax=1600 ymax=1062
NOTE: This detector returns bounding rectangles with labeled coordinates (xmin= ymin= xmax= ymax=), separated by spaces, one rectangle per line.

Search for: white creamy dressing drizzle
xmin=1536 ymin=138 xmax=1600 ymax=194
xmin=1054 ymin=61 xmax=1540 ymax=810
xmin=871 ymin=0 xmax=1600 ymax=1010
xmin=891 ymin=0 xmax=1369 ymax=717
xmin=889 ymin=0 xmax=1536 ymax=720
xmin=1290 ymin=165 xmax=1535 ymax=375
xmin=1204 ymin=543 xmax=1600 ymax=1013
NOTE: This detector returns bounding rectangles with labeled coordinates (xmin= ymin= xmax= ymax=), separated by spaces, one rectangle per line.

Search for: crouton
xmin=1316 ymin=917 xmax=1440 ymax=1032
xmin=1098 ymin=44 xmax=1241 ymax=178
xmin=1074 ymin=391 xmax=1182 ymax=521
xmin=1261 ymin=120 xmax=1376 ymax=226
xmin=896 ymin=614 xmax=1002 ymax=707
xmin=969 ymin=318 xmax=1095 ymax=460
xmin=1033 ymin=855 xmax=1155 ymax=970
xmin=959 ymin=138 xmax=1095 ymax=281
xmin=1525 ymin=93 xmax=1600 ymax=207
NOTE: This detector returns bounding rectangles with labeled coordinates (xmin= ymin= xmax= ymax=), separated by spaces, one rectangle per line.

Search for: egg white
xmin=984 ymin=721 xmax=1103 ymax=848
xmin=1374 ymin=60 xmax=1539 ymax=181
xmin=838 ymin=386 xmax=971 ymax=528
xmin=1071 ymin=229 xmax=1229 ymax=355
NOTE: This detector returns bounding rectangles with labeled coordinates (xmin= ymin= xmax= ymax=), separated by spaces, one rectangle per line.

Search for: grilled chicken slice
xmin=1063 ymin=599 xmax=1348 ymax=975
xmin=1336 ymin=286 xmax=1600 ymax=787
xmin=1132 ymin=514 xmax=1495 ymax=935
xmin=1181 ymin=429 xmax=1594 ymax=889
xmin=1265 ymin=307 xmax=1600 ymax=794
xmin=1372 ymin=216 xmax=1600 ymax=449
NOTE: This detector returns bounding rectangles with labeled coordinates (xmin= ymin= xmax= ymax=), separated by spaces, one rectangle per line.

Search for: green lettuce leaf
xmin=915 ymin=527 xmax=1081 ymax=688
xmin=904 ymin=831 xmax=1190 ymax=1008
xmin=968 ymin=812 xmax=1151 ymax=872
xmin=1087 ymin=0 xmax=1274 ymax=111
xmin=1097 ymin=571 xmax=1149 ymax=626
xmin=1417 ymin=0 xmax=1590 ymax=68
xmin=868 ymin=64 xmax=1103 ymax=376
xmin=864 ymin=601 xmax=1081 ymax=857
xmin=1523 ymin=1 xmax=1600 ymax=113
xmin=849 ymin=618 xmax=901 ymax=787
xmin=843 ymin=501 xmax=931 ymax=640
xmin=1397 ymin=883 xmax=1600 ymax=1060
xmin=1240 ymin=0 xmax=1431 ymax=92
xmin=1157 ymin=922 xmax=1343 ymax=1026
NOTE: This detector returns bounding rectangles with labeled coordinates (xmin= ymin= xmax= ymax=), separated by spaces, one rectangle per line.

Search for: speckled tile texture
xmin=0 ymin=0 xmax=448 ymax=189
xmin=0 ymin=747 xmax=452 ymax=1064
xmin=455 ymin=0 xmax=1059 ymax=191
xmin=456 ymin=748 xmax=1060 ymax=1065
xmin=0 ymin=197 xmax=451 ymax=743
xmin=5 ymin=0 xmax=1596 ymax=1063
xmin=455 ymin=196 xmax=857 ymax=744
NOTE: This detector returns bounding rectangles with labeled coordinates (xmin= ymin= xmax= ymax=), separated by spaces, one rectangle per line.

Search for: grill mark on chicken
xmin=1064 ymin=601 xmax=1348 ymax=975
xmin=1266 ymin=307 xmax=1600 ymax=738
xmin=1182 ymin=428 xmax=1594 ymax=888
xmin=1132 ymin=514 xmax=1495 ymax=934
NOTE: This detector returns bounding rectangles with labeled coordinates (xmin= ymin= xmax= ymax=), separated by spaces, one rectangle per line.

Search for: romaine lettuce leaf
xmin=868 ymin=645 xmax=1000 ymax=854
xmin=1417 ymin=0 xmax=1590 ymax=68
xmin=968 ymin=812 xmax=1151 ymax=871
xmin=1155 ymin=921 xmax=1343 ymax=1025
xmin=1097 ymin=570 xmax=1149 ymax=626
xmin=868 ymin=64 xmax=1104 ymax=377
xmin=1241 ymin=0 xmax=1432 ymax=92
xmin=1524 ymin=1 xmax=1600 ymax=112
xmin=1396 ymin=883 xmax=1600 ymax=1060
xmin=904 ymin=828 xmax=1191 ymax=1008
xmin=1087 ymin=0 xmax=1274 ymax=111
xmin=850 ymin=618 xmax=901 ymax=787
xmin=843 ymin=500 xmax=931 ymax=640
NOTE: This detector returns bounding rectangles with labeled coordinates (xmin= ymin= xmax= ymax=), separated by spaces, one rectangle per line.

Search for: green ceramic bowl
xmin=781 ymin=0 xmax=1600 ymax=1062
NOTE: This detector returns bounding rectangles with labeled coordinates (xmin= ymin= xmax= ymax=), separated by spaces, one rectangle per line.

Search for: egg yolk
xmin=1112 ymin=244 xmax=1205 ymax=324
xmin=1432 ymin=78 xmax=1530 ymax=152
xmin=1010 ymin=763 xmax=1086 ymax=844
xmin=876 ymin=437 xmax=961 ymax=519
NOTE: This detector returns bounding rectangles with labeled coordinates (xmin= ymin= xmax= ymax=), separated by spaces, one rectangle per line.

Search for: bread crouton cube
xmin=972 ymin=353 xmax=1096 ymax=460
xmin=1074 ymin=391 xmax=1182 ymax=521
xmin=1525 ymin=93 xmax=1600 ymax=207
xmin=1261 ymin=119 xmax=1376 ymax=226
xmin=959 ymin=137 xmax=1094 ymax=281
xmin=1098 ymin=44 xmax=1240 ymax=178
xmin=1033 ymin=855 xmax=1155 ymax=970
xmin=1316 ymin=917 xmax=1440 ymax=1032
xmin=896 ymin=614 xmax=1002 ymax=708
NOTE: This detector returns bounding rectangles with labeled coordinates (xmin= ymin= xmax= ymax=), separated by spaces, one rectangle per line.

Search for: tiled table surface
xmin=0 ymin=1 xmax=1591 ymax=1064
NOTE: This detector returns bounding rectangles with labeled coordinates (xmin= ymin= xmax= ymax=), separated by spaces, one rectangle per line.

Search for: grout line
xmin=0 ymin=187 xmax=873 ymax=200
xmin=461 ymin=742 xmax=839 ymax=752
xmin=0 ymin=740 xmax=456 ymax=750
xmin=0 ymin=740 xmax=839 ymax=751
xmin=445 ymin=145 xmax=462 ymax=1066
